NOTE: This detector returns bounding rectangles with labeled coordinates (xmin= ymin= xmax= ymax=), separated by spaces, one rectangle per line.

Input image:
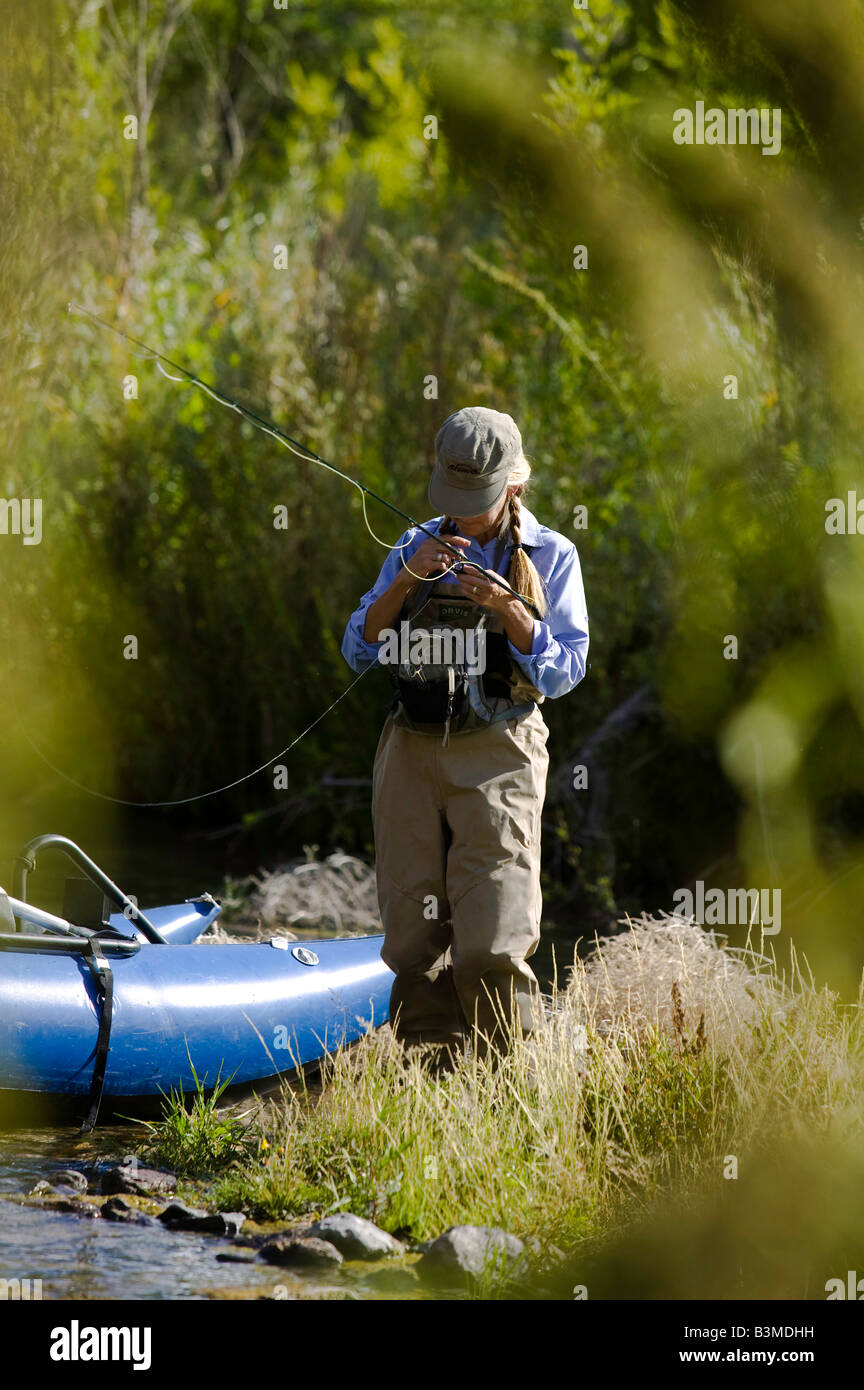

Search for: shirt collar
xmin=436 ymin=505 xmax=543 ymax=549
xmin=495 ymin=503 xmax=542 ymax=549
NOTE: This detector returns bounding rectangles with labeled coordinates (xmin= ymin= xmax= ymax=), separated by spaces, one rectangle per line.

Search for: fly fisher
xmin=66 ymin=308 xmax=591 ymax=1062
xmin=343 ymin=406 xmax=589 ymax=1067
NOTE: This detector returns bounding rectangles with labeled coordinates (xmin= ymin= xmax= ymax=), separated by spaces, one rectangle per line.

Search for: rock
xmin=230 ymin=1233 xmax=270 ymax=1250
xmin=306 ymin=1213 xmax=404 ymax=1261
xmin=232 ymin=1223 xmax=313 ymax=1251
xmin=30 ymin=1174 xmax=90 ymax=1200
xmin=417 ymin=1225 xmax=526 ymax=1284
xmin=259 ymin=1236 xmax=343 ymax=1269
xmin=101 ymin=1195 xmax=134 ymax=1220
xmin=157 ymin=1203 xmax=245 ymax=1236
xmin=101 ymin=1162 xmax=177 ymax=1198
xmin=216 ymin=1249 xmax=258 ymax=1264
xmin=206 ymin=1212 xmax=246 ymax=1238
xmin=41 ymin=1196 xmax=100 ymax=1219
xmin=101 ymin=1196 xmax=153 ymax=1225
xmin=52 ymin=1169 xmax=88 ymax=1193
xmin=158 ymin=1201 xmax=209 ymax=1227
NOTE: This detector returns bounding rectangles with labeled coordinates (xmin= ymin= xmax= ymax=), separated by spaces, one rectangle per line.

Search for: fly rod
xmin=67 ymin=303 xmax=540 ymax=616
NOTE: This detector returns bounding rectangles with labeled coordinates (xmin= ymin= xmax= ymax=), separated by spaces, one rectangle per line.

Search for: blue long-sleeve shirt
xmin=341 ymin=506 xmax=589 ymax=700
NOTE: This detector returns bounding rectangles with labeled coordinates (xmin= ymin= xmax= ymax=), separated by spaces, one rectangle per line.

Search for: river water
xmin=0 ymin=819 xmax=570 ymax=1301
xmin=0 ymin=1128 xmax=426 ymax=1301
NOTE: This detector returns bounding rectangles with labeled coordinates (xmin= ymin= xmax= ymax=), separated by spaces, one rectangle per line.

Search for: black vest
xmin=387 ymin=527 xmax=542 ymax=740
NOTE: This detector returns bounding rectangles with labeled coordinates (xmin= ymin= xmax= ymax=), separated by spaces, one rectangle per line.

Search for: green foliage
xmin=2 ymin=0 xmax=864 ymax=989
xmin=132 ymin=1061 xmax=259 ymax=1178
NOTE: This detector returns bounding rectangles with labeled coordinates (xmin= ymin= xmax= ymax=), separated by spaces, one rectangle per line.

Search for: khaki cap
xmin=428 ymin=406 xmax=523 ymax=518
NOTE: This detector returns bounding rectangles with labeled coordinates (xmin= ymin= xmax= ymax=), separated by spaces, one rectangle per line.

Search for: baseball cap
xmin=428 ymin=406 xmax=524 ymax=518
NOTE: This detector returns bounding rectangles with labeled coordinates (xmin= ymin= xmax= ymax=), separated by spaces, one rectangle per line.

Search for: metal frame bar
xmin=12 ymin=835 xmax=166 ymax=944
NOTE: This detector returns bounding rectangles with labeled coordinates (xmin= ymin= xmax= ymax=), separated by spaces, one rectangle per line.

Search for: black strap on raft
xmin=79 ymin=936 xmax=114 ymax=1134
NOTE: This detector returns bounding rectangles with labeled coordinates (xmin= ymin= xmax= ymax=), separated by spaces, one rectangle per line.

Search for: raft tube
xmin=0 ymin=902 xmax=392 ymax=1123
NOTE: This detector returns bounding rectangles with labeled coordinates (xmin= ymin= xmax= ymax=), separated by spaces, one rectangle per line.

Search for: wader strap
xmin=443 ymin=668 xmax=456 ymax=748
xmin=79 ymin=937 xmax=114 ymax=1134
xmin=488 ymin=701 xmax=536 ymax=725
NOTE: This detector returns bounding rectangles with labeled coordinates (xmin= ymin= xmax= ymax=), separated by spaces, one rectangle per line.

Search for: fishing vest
xmin=387 ymin=530 xmax=543 ymax=743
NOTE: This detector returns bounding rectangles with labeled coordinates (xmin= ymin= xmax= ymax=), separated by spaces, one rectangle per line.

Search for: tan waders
xmin=372 ymin=705 xmax=549 ymax=1056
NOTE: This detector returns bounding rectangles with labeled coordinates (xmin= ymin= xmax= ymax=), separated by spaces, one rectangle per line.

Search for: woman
xmin=342 ymin=406 xmax=589 ymax=1064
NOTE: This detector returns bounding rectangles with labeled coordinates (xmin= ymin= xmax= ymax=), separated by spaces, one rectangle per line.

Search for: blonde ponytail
xmin=506 ymin=458 xmax=547 ymax=618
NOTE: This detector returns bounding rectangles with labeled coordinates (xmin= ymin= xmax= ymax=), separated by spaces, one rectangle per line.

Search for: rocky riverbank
xmin=5 ymin=1154 xmax=533 ymax=1299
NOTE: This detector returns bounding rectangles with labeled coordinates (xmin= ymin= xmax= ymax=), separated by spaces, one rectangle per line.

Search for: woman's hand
xmin=453 ymin=565 xmax=536 ymax=655
xmin=363 ymin=534 xmax=471 ymax=643
xmin=452 ymin=564 xmax=512 ymax=615
xmin=402 ymin=534 xmax=470 ymax=580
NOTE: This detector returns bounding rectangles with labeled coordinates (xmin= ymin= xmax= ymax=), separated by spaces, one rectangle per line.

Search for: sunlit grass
xmin=129 ymin=915 xmax=864 ymax=1298
xmin=131 ymin=1062 xmax=259 ymax=1180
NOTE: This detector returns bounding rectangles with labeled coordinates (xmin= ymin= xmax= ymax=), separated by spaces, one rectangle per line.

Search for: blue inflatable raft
xmin=0 ymin=835 xmax=391 ymax=1127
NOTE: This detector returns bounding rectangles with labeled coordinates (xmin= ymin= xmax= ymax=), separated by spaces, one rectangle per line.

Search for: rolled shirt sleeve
xmin=506 ymin=540 xmax=589 ymax=699
xmin=341 ymin=528 xmax=419 ymax=673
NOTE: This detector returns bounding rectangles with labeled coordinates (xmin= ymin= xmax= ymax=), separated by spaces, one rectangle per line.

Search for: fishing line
xmin=40 ymin=665 xmax=372 ymax=809
xmin=151 ymin=323 xmax=532 ymax=590
xmin=0 ymin=302 xmax=538 ymax=808
xmin=151 ymin=356 xmax=413 ymax=554
xmin=67 ymin=302 xmax=539 ymax=614
xmin=0 ymin=554 xmax=375 ymax=807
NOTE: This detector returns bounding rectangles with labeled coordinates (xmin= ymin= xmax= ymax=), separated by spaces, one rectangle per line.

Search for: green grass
xmin=131 ymin=1061 xmax=259 ymax=1179
xmin=137 ymin=918 xmax=864 ymax=1294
